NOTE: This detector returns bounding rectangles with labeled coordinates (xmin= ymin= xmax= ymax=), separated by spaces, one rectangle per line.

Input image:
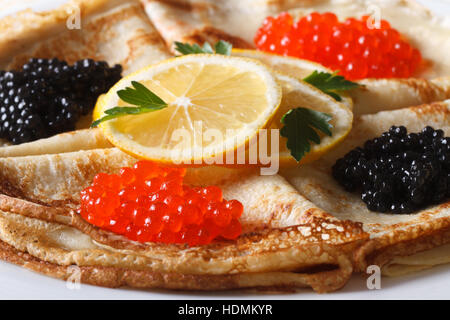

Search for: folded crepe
xmin=1 ymin=78 xmax=449 ymax=159
xmin=0 ymin=101 xmax=448 ymax=292
xmin=0 ymin=0 xmax=172 ymax=146
xmin=141 ymin=0 xmax=450 ymax=78
xmin=2 ymin=0 xmax=450 ymax=152
xmin=0 ymin=0 xmax=170 ymax=73
xmin=282 ymin=100 xmax=450 ymax=275
xmin=142 ymin=0 xmax=450 ymax=113
xmin=0 ymin=148 xmax=366 ymax=293
xmin=231 ymin=49 xmax=450 ymax=116
xmin=0 ymin=0 xmax=449 ymax=293
xmin=350 ymin=77 xmax=450 ymax=115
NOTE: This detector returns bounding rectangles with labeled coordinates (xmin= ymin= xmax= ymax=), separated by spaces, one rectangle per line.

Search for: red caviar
xmin=254 ymin=12 xmax=422 ymax=80
xmin=78 ymin=161 xmax=243 ymax=246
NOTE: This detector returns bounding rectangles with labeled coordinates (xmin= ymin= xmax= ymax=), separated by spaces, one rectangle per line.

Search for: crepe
xmin=0 ymin=148 xmax=366 ymax=293
xmin=142 ymin=0 xmax=450 ymax=114
xmin=282 ymin=100 xmax=450 ymax=273
xmin=2 ymin=0 xmax=450 ymax=151
xmin=2 ymin=76 xmax=449 ymax=159
xmin=231 ymin=49 xmax=450 ymax=115
xmin=0 ymin=101 xmax=448 ymax=291
xmin=382 ymin=243 xmax=450 ymax=277
xmin=350 ymin=77 xmax=450 ymax=115
xmin=142 ymin=0 xmax=450 ymax=78
xmin=0 ymin=0 xmax=170 ymax=73
xmin=0 ymin=0 xmax=449 ymax=293
xmin=0 ymin=0 xmax=172 ymax=146
xmin=0 ymin=129 xmax=112 ymax=158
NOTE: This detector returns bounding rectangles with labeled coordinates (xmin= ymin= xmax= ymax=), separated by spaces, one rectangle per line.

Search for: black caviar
xmin=332 ymin=126 xmax=450 ymax=214
xmin=0 ymin=58 xmax=122 ymax=144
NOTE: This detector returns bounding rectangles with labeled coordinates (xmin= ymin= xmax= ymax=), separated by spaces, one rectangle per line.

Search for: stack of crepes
xmin=0 ymin=0 xmax=448 ymax=293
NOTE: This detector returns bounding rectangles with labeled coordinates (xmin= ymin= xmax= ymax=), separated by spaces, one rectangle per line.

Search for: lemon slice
xmin=94 ymin=54 xmax=282 ymax=164
xmin=93 ymin=94 xmax=106 ymax=121
xmin=232 ymin=49 xmax=353 ymax=110
xmin=268 ymin=73 xmax=353 ymax=166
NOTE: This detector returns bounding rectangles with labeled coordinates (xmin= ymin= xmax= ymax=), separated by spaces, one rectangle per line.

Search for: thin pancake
xmin=382 ymin=243 xmax=450 ymax=276
xmin=0 ymin=0 xmax=171 ymax=74
xmin=282 ymin=101 xmax=450 ymax=272
xmin=0 ymin=129 xmax=112 ymax=158
xmin=0 ymin=102 xmax=448 ymax=290
xmin=142 ymin=0 xmax=450 ymax=114
xmin=0 ymin=0 xmax=172 ymax=147
xmin=0 ymin=148 xmax=365 ymax=293
xmin=141 ymin=0 xmax=450 ymax=78
xmin=0 ymin=212 xmax=359 ymax=292
xmin=230 ymin=50 xmax=450 ymax=115
xmin=350 ymin=77 xmax=450 ymax=115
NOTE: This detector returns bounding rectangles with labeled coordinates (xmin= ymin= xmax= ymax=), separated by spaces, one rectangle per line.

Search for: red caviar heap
xmin=78 ymin=161 xmax=243 ymax=246
xmin=254 ymin=12 xmax=422 ymax=80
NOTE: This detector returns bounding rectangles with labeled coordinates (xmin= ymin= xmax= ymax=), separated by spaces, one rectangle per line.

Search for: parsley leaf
xmin=303 ymin=71 xmax=360 ymax=101
xmin=91 ymin=81 xmax=167 ymax=127
xmin=174 ymin=42 xmax=210 ymax=55
xmin=175 ymin=40 xmax=232 ymax=56
xmin=214 ymin=40 xmax=232 ymax=55
xmin=280 ymin=107 xmax=333 ymax=162
xmin=117 ymin=81 xmax=166 ymax=108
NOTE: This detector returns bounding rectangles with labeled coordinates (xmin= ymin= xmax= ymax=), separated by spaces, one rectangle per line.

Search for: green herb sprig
xmin=280 ymin=107 xmax=333 ymax=162
xmin=279 ymin=71 xmax=359 ymax=161
xmin=91 ymin=81 xmax=167 ymax=128
xmin=303 ymin=71 xmax=360 ymax=101
xmin=174 ymin=40 xmax=232 ymax=56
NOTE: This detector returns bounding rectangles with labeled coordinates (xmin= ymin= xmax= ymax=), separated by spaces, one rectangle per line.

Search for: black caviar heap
xmin=332 ymin=126 xmax=450 ymax=214
xmin=0 ymin=58 xmax=122 ymax=144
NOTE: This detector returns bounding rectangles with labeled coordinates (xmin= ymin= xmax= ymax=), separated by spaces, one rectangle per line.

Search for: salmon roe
xmin=78 ymin=161 xmax=243 ymax=246
xmin=254 ymin=12 xmax=422 ymax=80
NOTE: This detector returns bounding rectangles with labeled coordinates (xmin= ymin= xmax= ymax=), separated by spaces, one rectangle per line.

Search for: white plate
xmin=0 ymin=0 xmax=449 ymax=300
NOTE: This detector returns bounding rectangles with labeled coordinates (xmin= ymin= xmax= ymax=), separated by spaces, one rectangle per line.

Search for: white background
xmin=0 ymin=0 xmax=449 ymax=299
